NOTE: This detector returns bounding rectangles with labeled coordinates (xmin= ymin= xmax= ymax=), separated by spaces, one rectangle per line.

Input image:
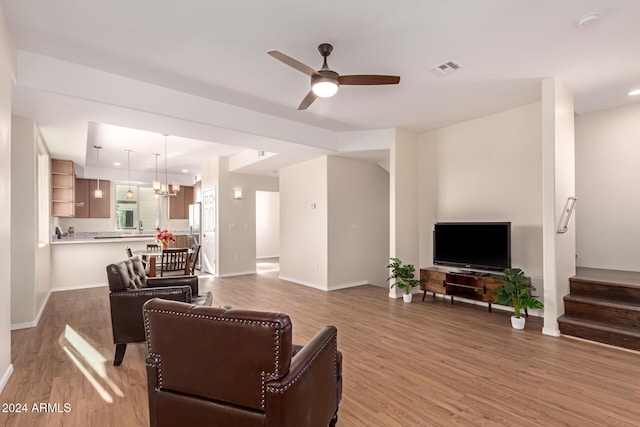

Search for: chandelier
xmin=153 ymin=134 xmax=180 ymax=198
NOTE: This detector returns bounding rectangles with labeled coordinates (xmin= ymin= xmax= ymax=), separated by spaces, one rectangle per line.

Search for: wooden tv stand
xmin=420 ymin=267 xmax=504 ymax=311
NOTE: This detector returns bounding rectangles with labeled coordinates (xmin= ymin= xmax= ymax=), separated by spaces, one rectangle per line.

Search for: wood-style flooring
xmin=2 ymin=268 xmax=640 ymax=426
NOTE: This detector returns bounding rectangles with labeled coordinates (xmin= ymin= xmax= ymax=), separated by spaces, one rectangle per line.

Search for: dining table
xmin=132 ymin=247 xmax=194 ymax=277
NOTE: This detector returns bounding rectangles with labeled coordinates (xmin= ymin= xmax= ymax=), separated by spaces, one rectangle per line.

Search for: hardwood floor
xmin=2 ymin=271 xmax=640 ymax=426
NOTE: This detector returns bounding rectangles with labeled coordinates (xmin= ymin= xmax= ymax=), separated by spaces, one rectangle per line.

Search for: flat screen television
xmin=433 ymin=222 xmax=511 ymax=272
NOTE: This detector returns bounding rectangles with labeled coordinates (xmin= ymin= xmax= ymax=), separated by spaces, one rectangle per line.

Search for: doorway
xmin=201 ymin=188 xmax=216 ymax=275
xmin=256 ymin=191 xmax=279 ymax=275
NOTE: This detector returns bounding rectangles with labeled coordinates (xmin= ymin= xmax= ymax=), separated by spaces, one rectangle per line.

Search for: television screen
xmin=433 ymin=222 xmax=511 ymax=272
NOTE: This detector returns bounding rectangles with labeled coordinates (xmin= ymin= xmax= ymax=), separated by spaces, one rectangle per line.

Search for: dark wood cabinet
xmin=74 ymin=178 xmax=89 ymax=218
xmin=168 ymin=186 xmax=194 ymax=219
xmin=75 ymin=178 xmax=111 ymax=218
xmin=420 ymin=267 xmax=504 ymax=309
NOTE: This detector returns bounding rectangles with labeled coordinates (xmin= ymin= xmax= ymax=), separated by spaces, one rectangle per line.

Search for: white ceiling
xmin=3 ymin=0 xmax=640 ymax=176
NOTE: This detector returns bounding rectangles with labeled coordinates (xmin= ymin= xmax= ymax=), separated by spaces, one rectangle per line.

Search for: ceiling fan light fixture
xmin=312 ymin=79 xmax=339 ymax=97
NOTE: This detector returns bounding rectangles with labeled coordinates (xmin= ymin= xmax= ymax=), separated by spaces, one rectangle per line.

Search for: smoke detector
xmin=430 ymin=60 xmax=464 ymax=76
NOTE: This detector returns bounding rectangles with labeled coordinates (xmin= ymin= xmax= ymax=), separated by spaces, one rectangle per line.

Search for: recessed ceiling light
xmin=628 ymin=89 xmax=640 ymax=96
xmin=113 ymin=162 xmax=121 ymax=166
xmin=181 ymin=169 xmax=188 ymax=173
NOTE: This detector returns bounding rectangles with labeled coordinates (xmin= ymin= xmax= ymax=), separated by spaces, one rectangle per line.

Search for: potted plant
xmin=493 ymin=268 xmax=543 ymax=329
xmin=387 ymin=257 xmax=420 ymax=303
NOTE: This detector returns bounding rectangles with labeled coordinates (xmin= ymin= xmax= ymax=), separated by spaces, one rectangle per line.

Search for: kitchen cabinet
xmin=75 ymin=178 xmax=111 ymax=218
xmin=51 ymin=159 xmax=75 ymax=217
xmin=168 ymin=186 xmax=194 ymax=219
xmin=174 ymin=235 xmax=188 ymax=248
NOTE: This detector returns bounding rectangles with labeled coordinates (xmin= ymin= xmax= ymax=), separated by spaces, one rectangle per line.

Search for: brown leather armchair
xmin=143 ymin=298 xmax=342 ymax=427
xmin=106 ymin=256 xmax=208 ymax=366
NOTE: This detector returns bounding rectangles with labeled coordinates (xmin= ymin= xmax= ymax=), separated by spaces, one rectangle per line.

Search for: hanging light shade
xmin=125 ymin=149 xmax=134 ymax=199
xmin=93 ymin=145 xmax=103 ymax=199
xmin=152 ymin=153 xmax=161 ymax=191
xmin=154 ymin=134 xmax=180 ymax=198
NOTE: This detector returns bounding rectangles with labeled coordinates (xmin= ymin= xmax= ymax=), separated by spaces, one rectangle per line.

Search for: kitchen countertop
xmin=50 ymin=231 xmax=189 ymax=245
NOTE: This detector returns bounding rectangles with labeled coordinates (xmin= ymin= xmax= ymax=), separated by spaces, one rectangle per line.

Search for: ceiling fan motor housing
xmin=312 ymin=70 xmax=340 ymax=97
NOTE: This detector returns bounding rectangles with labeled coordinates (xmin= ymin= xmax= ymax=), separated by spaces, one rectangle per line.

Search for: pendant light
xmin=152 ymin=153 xmax=161 ymax=200
xmin=93 ymin=145 xmax=103 ymax=199
xmin=154 ymin=134 xmax=180 ymax=198
xmin=125 ymin=149 xmax=134 ymax=199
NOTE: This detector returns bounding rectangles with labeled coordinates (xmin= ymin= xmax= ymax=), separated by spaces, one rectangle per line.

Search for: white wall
xmin=575 ymin=103 xmax=640 ymax=270
xmin=280 ymin=156 xmax=328 ymax=287
xmin=217 ymin=157 xmax=279 ymax=276
xmin=256 ymin=191 xmax=279 ymax=259
xmin=390 ymin=129 xmax=419 ymax=297
xmin=419 ymin=103 xmax=544 ymax=283
xmin=327 ymin=156 xmax=389 ymax=289
xmin=280 ymin=155 xmax=390 ymax=290
xmin=0 ymin=3 xmax=16 ymax=393
xmin=541 ymin=77 xmax=576 ymax=336
xmin=11 ymin=116 xmax=52 ymax=328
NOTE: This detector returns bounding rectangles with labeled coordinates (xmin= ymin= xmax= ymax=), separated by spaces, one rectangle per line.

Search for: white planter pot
xmin=511 ymin=315 xmax=526 ymax=329
xmin=403 ymin=293 xmax=412 ymax=303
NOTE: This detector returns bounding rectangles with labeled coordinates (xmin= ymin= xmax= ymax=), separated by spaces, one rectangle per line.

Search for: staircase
xmin=558 ymin=268 xmax=640 ymax=351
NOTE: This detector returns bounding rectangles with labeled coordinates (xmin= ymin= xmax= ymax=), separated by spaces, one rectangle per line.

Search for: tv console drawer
xmin=420 ymin=267 xmax=502 ymax=304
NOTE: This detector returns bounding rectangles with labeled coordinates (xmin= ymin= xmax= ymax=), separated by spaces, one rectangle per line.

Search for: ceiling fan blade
xmin=268 ymin=50 xmax=319 ymax=77
xmin=338 ymin=75 xmax=400 ymax=85
xmin=297 ymin=91 xmax=318 ymax=110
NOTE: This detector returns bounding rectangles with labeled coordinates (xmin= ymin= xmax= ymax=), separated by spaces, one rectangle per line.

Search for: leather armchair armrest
xmin=265 ymin=326 xmax=341 ymax=426
xmin=146 ymin=356 xmax=159 ymax=427
xmin=146 ymin=275 xmax=198 ymax=295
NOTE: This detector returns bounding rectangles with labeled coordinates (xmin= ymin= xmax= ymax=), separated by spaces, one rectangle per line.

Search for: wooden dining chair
xmin=160 ymin=248 xmax=191 ymax=277
xmin=190 ymin=243 xmax=201 ymax=273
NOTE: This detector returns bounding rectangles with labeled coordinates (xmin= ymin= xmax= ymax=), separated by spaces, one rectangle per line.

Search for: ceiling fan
xmin=268 ymin=43 xmax=400 ymax=110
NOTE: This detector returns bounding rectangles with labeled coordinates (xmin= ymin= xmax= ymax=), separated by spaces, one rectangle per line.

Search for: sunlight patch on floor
xmin=59 ymin=324 xmax=124 ymax=403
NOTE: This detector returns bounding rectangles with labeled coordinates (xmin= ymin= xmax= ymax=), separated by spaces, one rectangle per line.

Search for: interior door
xmin=201 ymin=188 xmax=216 ymax=275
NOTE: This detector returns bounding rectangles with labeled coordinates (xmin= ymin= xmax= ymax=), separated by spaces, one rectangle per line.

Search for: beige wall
xmin=217 ymin=157 xmax=279 ymax=276
xmin=542 ymin=77 xmax=576 ymax=336
xmin=419 ymin=103 xmax=544 ymax=282
xmin=0 ymin=3 xmax=16 ymax=392
xmin=11 ymin=116 xmax=52 ymax=328
xmin=575 ymin=103 xmax=640 ymax=270
xmin=327 ymin=156 xmax=389 ymax=288
xmin=280 ymin=156 xmax=328 ymax=287
xmin=390 ymin=129 xmax=419 ymax=297
xmin=256 ymin=191 xmax=279 ymax=259
xmin=280 ymin=155 xmax=390 ymax=290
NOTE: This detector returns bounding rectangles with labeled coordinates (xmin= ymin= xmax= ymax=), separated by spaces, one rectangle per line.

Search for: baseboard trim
xmin=424 ymin=292 xmax=544 ymax=317
xmin=278 ymin=277 xmax=367 ymax=291
xmin=328 ymin=281 xmax=367 ymax=291
xmin=51 ymin=282 xmax=108 ymax=292
xmin=0 ymin=363 xmax=14 ymax=394
xmin=542 ymin=327 xmax=561 ymax=337
xmin=11 ymin=290 xmax=53 ymax=330
xmin=279 ymin=276 xmax=326 ymax=291
xmin=257 ymin=256 xmax=279 ymax=260
xmin=217 ymin=271 xmax=257 ymax=278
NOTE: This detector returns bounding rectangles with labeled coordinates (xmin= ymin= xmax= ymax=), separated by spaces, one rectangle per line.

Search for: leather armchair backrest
xmin=144 ymin=298 xmax=293 ymax=411
xmin=106 ymin=257 xmax=148 ymax=291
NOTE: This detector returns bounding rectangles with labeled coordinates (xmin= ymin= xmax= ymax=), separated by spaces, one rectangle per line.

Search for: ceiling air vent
xmin=430 ymin=60 xmax=464 ymax=76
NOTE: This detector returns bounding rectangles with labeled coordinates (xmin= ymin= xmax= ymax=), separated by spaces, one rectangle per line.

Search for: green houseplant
xmin=387 ymin=257 xmax=420 ymax=303
xmin=493 ymin=268 xmax=543 ymax=329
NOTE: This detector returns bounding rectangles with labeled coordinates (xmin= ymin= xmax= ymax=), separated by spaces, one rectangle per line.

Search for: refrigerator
xmin=188 ymin=203 xmax=202 ymax=270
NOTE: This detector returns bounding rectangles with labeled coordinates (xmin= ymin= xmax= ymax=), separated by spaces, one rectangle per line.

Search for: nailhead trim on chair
xmin=112 ymin=288 xmax=189 ymax=298
xmin=265 ymin=333 xmax=337 ymax=394
xmin=143 ymin=306 xmax=285 ymax=409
